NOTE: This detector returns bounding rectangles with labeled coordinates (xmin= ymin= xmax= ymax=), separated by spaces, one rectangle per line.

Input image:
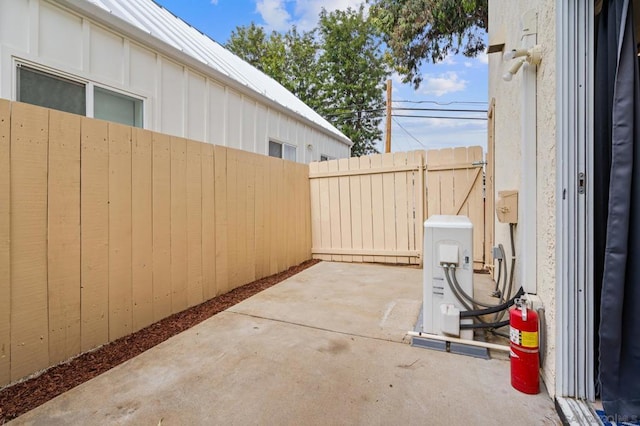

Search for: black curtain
xmin=597 ymin=0 xmax=640 ymax=418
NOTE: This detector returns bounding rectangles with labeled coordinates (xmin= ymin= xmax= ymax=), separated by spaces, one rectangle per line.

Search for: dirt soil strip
xmin=0 ymin=259 xmax=320 ymax=423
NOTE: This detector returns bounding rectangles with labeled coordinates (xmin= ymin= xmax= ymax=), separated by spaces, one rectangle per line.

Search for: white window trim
xmin=320 ymin=154 xmax=336 ymax=162
xmin=14 ymin=59 xmax=146 ymax=127
xmin=268 ymin=138 xmax=297 ymax=161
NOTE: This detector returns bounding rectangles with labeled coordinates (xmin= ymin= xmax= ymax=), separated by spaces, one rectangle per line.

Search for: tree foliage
xmin=316 ymin=6 xmax=388 ymax=156
xmin=225 ymin=7 xmax=389 ymax=157
xmin=369 ymin=0 xmax=488 ymax=88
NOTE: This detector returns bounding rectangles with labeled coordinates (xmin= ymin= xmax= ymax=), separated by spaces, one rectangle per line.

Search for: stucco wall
xmin=488 ymin=0 xmax=557 ymax=396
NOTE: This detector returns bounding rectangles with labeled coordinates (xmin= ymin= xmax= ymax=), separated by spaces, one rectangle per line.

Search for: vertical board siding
xmin=10 ymin=103 xmax=50 ymax=381
xmin=47 ymin=110 xmax=81 ymax=365
xmin=309 ymin=151 xmax=425 ymax=264
xmin=2 ymin=101 xmax=312 ymax=386
xmin=0 ymin=100 xmax=10 ymax=386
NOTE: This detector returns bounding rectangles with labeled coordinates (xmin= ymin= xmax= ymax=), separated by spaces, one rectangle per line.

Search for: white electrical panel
xmin=423 ymin=215 xmax=474 ymax=340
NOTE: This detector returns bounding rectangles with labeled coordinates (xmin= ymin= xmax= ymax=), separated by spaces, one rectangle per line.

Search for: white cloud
xmin=210 ymin=0 xmax=218 ymax=4
xmin=256 ymin=0 xmax=292 ymax=32
xmin=421 ymin=72 xmax=468 ymax=97
xmin=477 ymin=51 xmax=488 ymax=64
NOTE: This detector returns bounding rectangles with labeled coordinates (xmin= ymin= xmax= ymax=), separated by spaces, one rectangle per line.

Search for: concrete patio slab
xmin=12 ymin=262 xmax=559 ymax=425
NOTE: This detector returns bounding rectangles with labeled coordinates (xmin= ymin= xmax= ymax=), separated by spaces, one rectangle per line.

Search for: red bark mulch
xmin=0 ymin=259 xmax=320 ymax=423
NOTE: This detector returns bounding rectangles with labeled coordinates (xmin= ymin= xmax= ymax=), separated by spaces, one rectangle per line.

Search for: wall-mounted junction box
xmin=496 ymin=190 xmax=518 ymax=224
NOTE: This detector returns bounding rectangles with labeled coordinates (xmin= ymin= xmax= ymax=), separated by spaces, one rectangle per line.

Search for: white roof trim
xmin=56 ymin=0 xmax=353 ymax=146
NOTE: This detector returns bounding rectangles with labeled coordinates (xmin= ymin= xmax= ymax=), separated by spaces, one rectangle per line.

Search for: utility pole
xmin=385 ymin=79 xmax=392 ymax=153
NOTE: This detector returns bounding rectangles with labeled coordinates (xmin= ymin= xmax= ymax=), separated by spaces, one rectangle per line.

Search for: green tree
xmin=226 ymin=8 xmax=389 ymax=157
xmin=369 ymin=0 xmax=488 ymax=88
xmin=226 ymin=24 xmax=319 ymax=106
xmin=226 ymin=23 xmax=287 ymax=83
xmin=316 ymin=6 xmax=389 ymax=156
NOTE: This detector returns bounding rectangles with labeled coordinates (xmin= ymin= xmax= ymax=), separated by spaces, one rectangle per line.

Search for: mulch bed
xmin=0 ymin=259 xmax=320 ymax=423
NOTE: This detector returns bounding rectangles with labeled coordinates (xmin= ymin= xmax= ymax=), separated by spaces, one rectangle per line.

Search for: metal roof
xmin=75 ymin=0 xmax=351 ymax=145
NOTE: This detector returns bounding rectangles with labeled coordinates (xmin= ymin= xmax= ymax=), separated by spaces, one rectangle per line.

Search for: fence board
xmin=338 ymin=159 xmax=352 ymax=262
xmin=80 ymin=118 xmax=109 ymax=352
xmin=201 ymin=143 xmax=217 ymax=299
xmin=0 ymin=100 xmax=9 ymax=386
xmin=47 ymin=110 xmax=81 ymax=364
xmin=394 ymin=153 xmax=410 ymax=264
xmin=254 ymin=157 xmax=269 ymax=279
xmin=348 ymin=157 xmax=363 ymax=263
xmin=187 ymin=141 xmax=203 ymax=307
xmin=108 ymin=123 xmax=133 ymax=341
xmin=132 ymin=128 xmax=153 ymax=331
xmin=170 ymin=137 xmax=188 ymax=312
xmin=245 ymin=154 xmax=257 ymax=281
xmin=359 ymin=156 xmax=374 ymax=263
xmin=152 ymin=133 xmax=172 ymax=321
xmin=214 ymin=146 xmax=229 ymax=294
xmin=317 ymin=160 xmax=332 ymax=261
xmin=10 ymin=103 xmax=49 ymax=381
xmin=406 ymin=151 xmax=417 ymax=265
xmin=369 ymin=154 xmax=385 ymax=263
xmin=226 ymin=148 xmax=241 ymax=289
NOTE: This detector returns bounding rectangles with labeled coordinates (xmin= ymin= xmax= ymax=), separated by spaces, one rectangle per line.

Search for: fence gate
xmin=426 ymin=147 xmax=485 ymax=268
xmin=309 ymin=151 xmax=426 ymax=265
xmin=309 ymin=146 xmax=485 ymax=268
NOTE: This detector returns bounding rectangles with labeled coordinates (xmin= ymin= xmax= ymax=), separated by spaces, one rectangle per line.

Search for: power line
xmin=392 ymin=117 xmax=426 ymax=148
xmin=394 ymin=107 xmax=487 ymax=113
xmin=392 ymin=114 xmax=488 ymax=121
xmin=394 ymin=100 xmax=488 ymax=105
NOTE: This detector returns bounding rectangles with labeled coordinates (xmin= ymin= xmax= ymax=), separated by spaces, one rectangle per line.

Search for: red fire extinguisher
xmin=509 ymin=298 xmax=539 ymax=394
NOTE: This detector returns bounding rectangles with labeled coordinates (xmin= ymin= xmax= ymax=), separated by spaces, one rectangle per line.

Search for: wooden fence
xmin=309 ymin=147 xmax=486 ymax=267
xmin=426 ymin=146 xmax=485 ymax=268
xmin=309 ymin=151 xmax=426 ymax=265
xmin=0 ymin=100 xmax=311 ymax=386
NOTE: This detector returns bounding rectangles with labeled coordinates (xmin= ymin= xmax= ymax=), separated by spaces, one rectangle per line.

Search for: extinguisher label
xmin=510 ymin=327 xmax=538 ymax=348
xmin=510 ymin=327 xmax=519 ymax=344
xmin=521 ymin=331 xmax=538 ymax=348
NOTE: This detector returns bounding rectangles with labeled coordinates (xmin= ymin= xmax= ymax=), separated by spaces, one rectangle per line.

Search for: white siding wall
xmin=0 ymin=0 xmax=350 ymax=162
xmin=488 ymin=0 xmax=557 ymax=395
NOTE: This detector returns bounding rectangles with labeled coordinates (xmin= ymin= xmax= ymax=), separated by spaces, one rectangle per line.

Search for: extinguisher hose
xmin=460 ymin=319 xmax=510 ymax=330
xmin=460 ymin=286 xmax=525 ymax=318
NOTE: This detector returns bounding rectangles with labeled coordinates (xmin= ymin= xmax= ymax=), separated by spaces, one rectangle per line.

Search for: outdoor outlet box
xmin=439 ymin=244 xmax=459 ymax=265
xmin=496 ymin=190 xmax=518 ymax=224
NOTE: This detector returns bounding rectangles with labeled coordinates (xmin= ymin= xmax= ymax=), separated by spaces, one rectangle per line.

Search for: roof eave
xmin=55 ymin=0 xmax=354 ymax=147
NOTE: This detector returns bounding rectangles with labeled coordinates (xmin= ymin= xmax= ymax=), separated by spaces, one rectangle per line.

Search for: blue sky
xmin=154 ymin=0 xmax=488 ymax=153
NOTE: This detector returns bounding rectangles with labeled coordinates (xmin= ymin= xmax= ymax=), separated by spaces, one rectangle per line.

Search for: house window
xmin=269 ymin=140 xmax=297 ymax=161
xmin=17 ymin=66 xmax=86 ymax=115
xmin=16 ymin=64 xmax=143 ymax=128
xmin=320 ymin=154 xmax=335 ymax=161
xmin=94 ymin=87 xmax=143 ymax=127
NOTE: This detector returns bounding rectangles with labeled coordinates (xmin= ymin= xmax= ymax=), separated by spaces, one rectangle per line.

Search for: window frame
xmin=15 ymin=61 xmax=145 ymax=128
xmin=268 ymin=139 xmax=297 ymax=161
